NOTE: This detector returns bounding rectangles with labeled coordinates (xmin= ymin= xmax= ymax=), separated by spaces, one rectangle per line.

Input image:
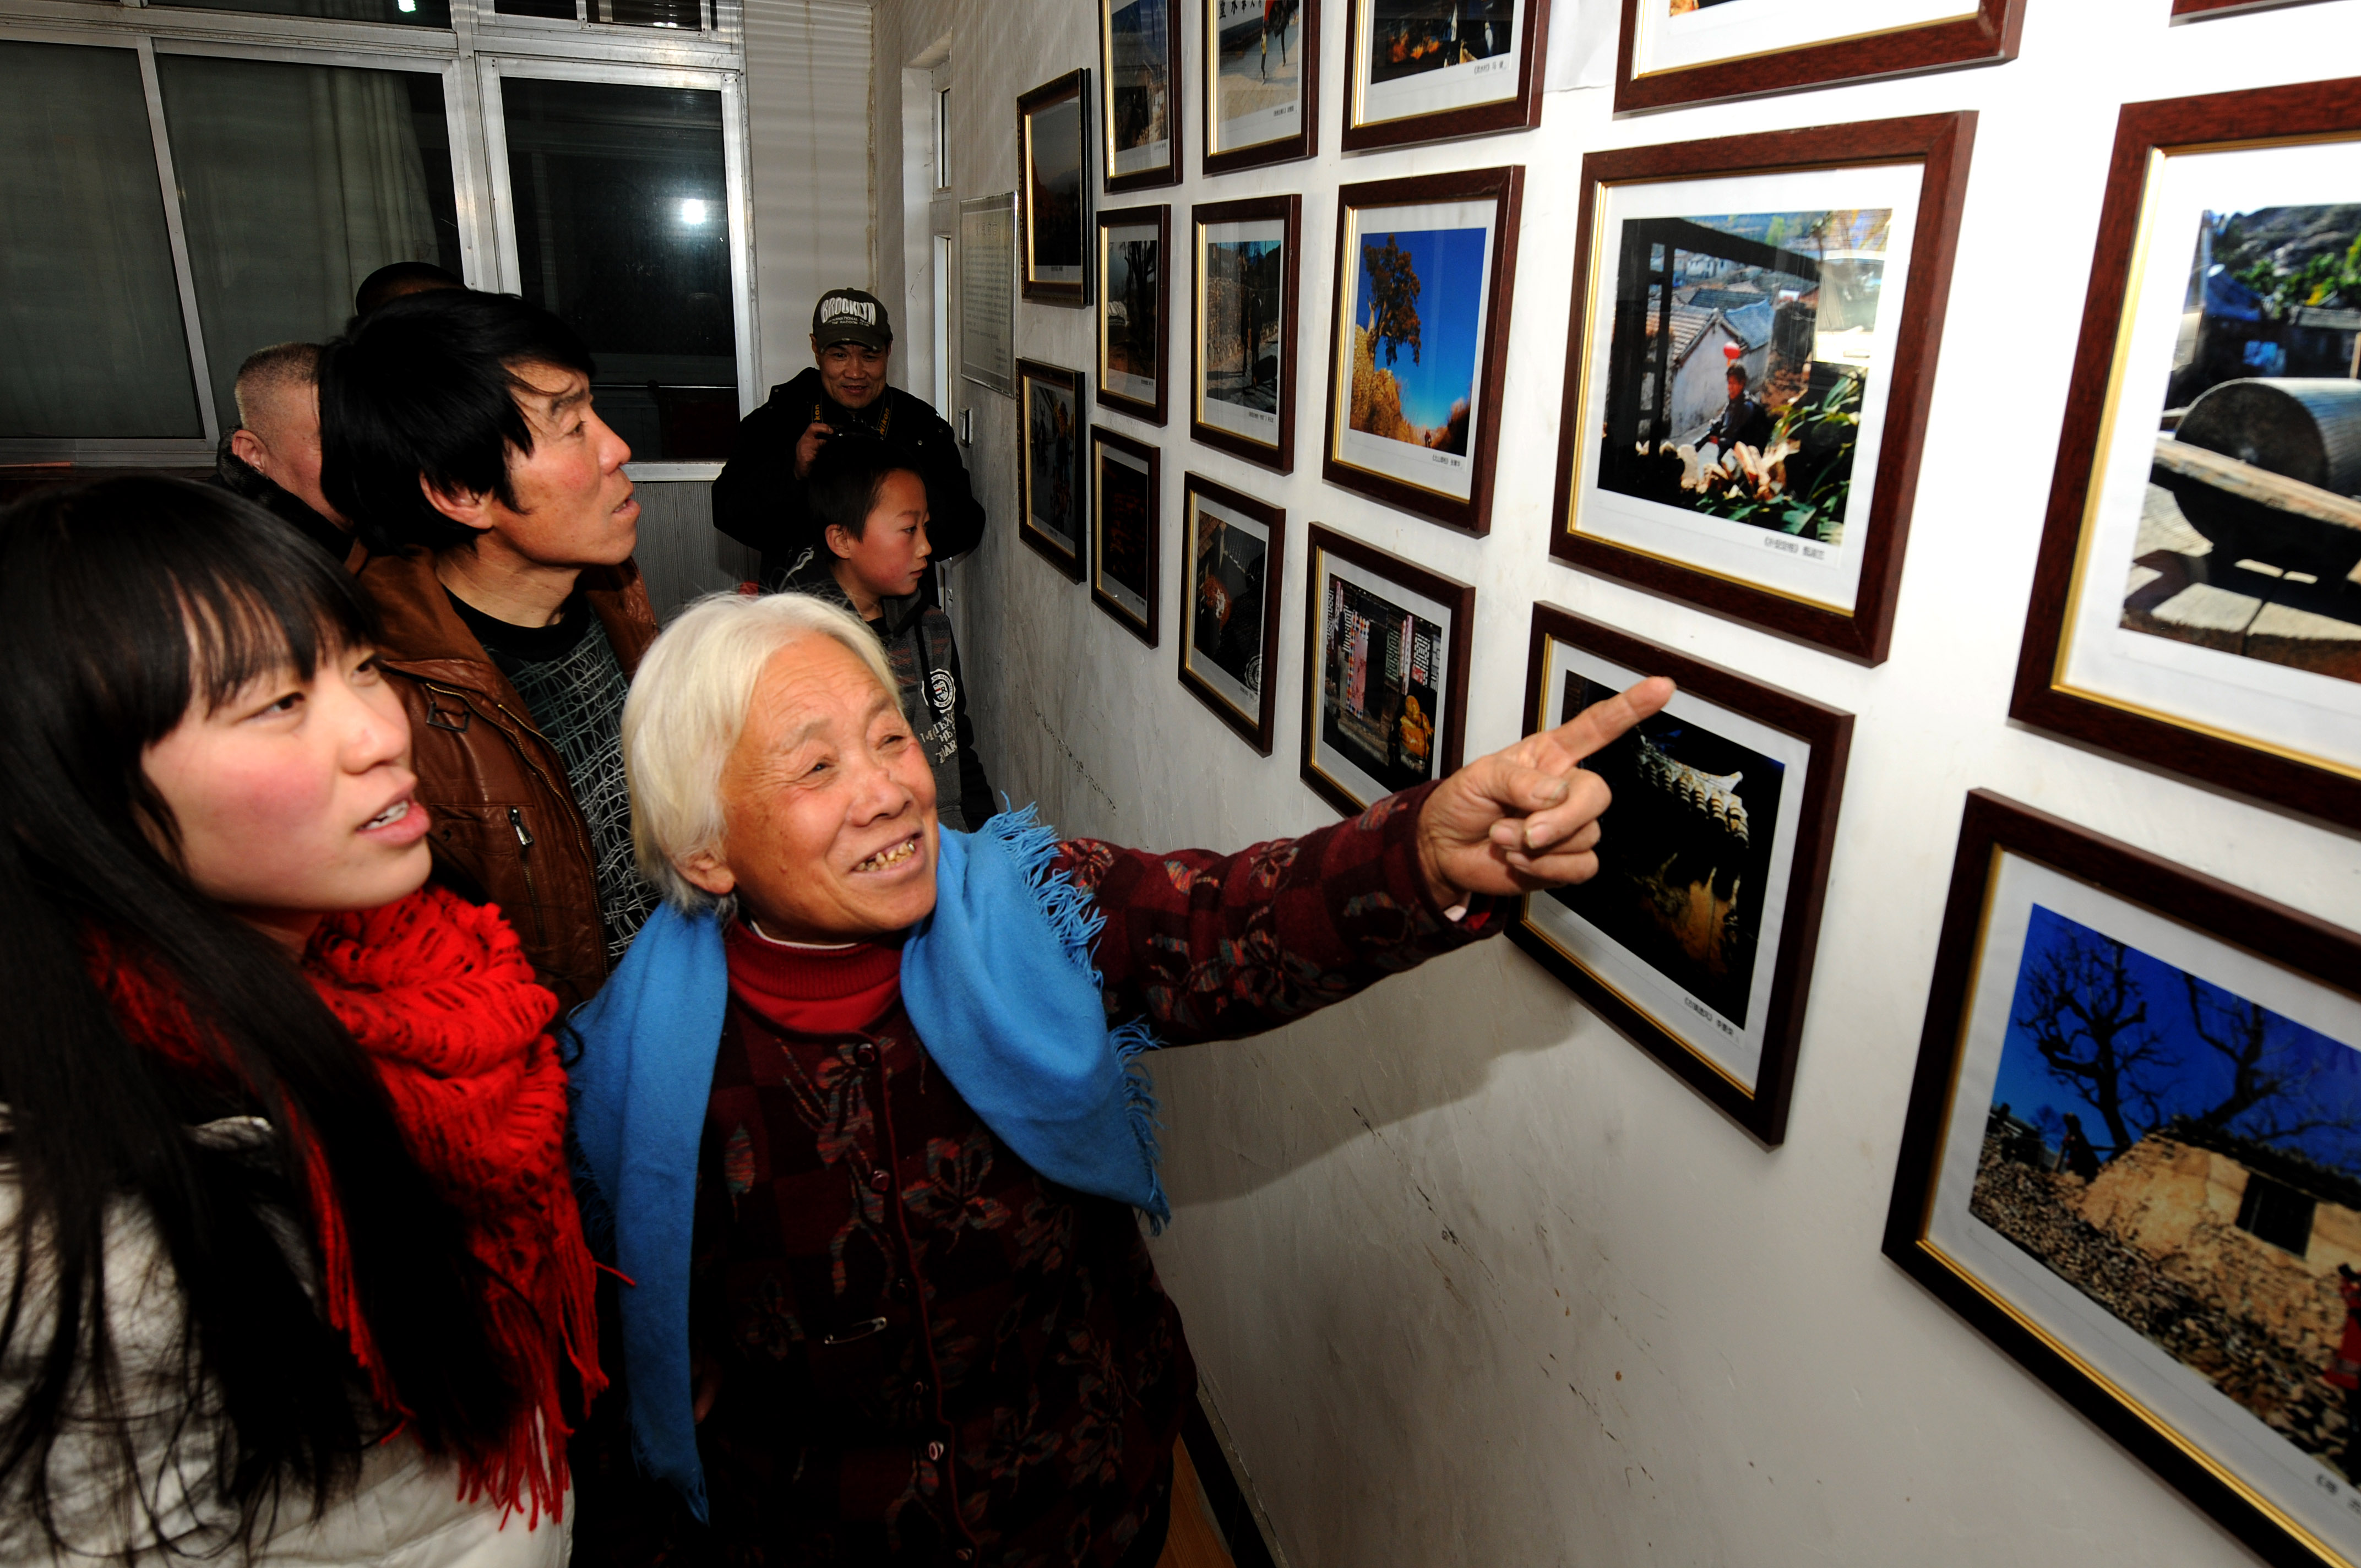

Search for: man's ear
xmin=229 ymin=427 xmax=271 ymax=476
xmin=824 ymin=522 xmax=859 ymax=562
xmin=679 ymin=846 xmax=737 ymax=899
xmin=418 ymin=471 xmax=495 ymax=536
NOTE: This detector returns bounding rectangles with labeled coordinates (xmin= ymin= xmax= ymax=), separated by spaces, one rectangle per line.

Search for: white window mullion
xmin=134 ymin=35 xmax=220 ymax=443
xmin=475 ymin=58 xmax=525 ymax=295
xmin=720 ymin=68 xmax=757 ymax=421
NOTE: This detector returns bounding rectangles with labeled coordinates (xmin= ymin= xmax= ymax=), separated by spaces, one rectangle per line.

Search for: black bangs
xmin=1 ymin=476 xmax=375 ymax=744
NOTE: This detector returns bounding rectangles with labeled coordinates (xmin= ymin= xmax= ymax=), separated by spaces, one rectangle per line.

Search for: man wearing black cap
xmin=712 ymin=286 xmax=984 ymax=590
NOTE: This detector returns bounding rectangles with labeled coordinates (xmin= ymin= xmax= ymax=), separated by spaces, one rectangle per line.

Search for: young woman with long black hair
xmin=0 ymin=477 xmax=600 ymax=1564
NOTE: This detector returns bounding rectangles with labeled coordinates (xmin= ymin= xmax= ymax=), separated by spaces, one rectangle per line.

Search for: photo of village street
xmin=2124 ymin=205 xmax=2361 ymax=686
xmin=1971 ymin=904 xmax=2361 ymax=1480
xmin=1595 ymin=207 xmax=1889 ymax=546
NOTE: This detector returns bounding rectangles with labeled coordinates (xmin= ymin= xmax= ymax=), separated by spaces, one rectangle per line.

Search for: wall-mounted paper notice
xmin=960 ymin=193 xmax=1016 ymax=396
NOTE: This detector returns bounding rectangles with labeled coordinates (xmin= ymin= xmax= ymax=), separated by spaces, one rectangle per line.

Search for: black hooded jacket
xmin=780 ymin=549 xmax=995 ymax=832
xmin=712 ymin=369 xmax=984 ymax=591
xmin=211 ymin=437 xmax=359 ymax=568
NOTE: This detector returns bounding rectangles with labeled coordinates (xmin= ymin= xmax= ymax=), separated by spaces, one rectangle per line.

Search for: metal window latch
xmin=822 ymin=1316 xmax=888 ymax=1346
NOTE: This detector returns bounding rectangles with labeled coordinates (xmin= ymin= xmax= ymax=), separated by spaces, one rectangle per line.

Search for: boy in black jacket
xmin=782 ymin=436 xmax=997 ymax=830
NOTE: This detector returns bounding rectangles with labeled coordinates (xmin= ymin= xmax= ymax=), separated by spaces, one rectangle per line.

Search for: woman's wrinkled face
xmin=682 ymin=634 xmax=940 ymax=943
xmin=142 ymin=640 xmax=431 ymax=952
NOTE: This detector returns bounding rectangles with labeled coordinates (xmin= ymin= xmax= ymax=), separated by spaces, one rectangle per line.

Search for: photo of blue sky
xmin=1354 ymin=225 xmax=1487 ymax=430
xmin=1988 ymin=905 xmax=2361 ymax=1172
xmin=1681 ymin=208 xmax=1889 ymax=253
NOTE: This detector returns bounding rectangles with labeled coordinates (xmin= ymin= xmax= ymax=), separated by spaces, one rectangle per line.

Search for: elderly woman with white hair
xmin=568 ymin=591 xmax=1668 ymax=1568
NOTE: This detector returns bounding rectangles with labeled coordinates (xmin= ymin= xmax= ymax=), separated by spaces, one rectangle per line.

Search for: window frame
xmin=0 ymin=0 xmax=753 ymax=471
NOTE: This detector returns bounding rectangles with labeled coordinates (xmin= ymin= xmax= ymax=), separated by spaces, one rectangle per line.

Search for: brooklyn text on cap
xmin=812 ymin=287 xmax=893 ymax=350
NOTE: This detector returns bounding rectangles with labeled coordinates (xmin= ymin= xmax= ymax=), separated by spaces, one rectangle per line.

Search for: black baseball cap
xmin=812 ymin=287 xmax=893 ymax=351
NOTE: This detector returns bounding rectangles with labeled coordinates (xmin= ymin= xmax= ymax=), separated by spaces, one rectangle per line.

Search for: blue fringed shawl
xmin=567 ymin=808 xmax=1165 ymax=1518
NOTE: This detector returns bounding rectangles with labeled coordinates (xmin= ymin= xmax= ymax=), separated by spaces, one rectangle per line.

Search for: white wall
xmin=857 ymin=2 xmax=2361 ymax=1564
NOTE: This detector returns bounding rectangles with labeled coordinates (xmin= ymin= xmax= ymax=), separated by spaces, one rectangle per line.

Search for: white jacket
xmin=0 ymin=1119 xmax=568 ymax=1566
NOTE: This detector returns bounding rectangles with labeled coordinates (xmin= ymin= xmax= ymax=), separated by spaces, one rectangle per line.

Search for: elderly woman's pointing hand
xmin=1416 ymin=675 xmax=1675 ymax=906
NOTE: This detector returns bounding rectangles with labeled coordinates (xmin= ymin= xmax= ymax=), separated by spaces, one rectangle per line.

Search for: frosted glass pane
xmin=0 ymin=42 xmax=202 ymax=439
xmin=159 ymin=56 xmax=462 ymax=431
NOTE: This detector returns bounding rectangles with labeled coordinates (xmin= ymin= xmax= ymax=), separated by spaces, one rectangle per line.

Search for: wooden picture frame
xmin=2173 ymin=0 xmax=2337 ymax=15
xmin=1506 ymin=604 xmax=1851 ymax=1144
xmin=1017 ymin=359 xmax=1087 ymax=580
xmin=1299 ymin=524 xmax=1472 ymax=815
xmin=1018 ymin=70 xmax=1092 ymax=307
xmin=1192 ymin=194 xmax=1303 ymax=473
xmin=1341 ymin=0 xmax=1549 ymax=152
xmin=1614 ymin=0 xmax=2022 ymax=115
xmin=1100 ymin=0 xmax=1180 ymax=192
xmin=1090 ymin=425 xmax=1162 ymax=645
xmin=1548 ymin=111 xmax=1976 ymax=665
xmin=2010 ymin=78 xmax=2361 ymax=830
xmin=1885 ymin=791 xmax=2361 ymax=1568
xmin=1201 ymin=0 xmax=1318 ymax=176
xmin=1097 ymin=203 xmax=1172 ymax=424
xmin=1178 ymin=473 xmax=1286 ymax=753
xmin=1322 ymin=166 xmax=1523 ymax=536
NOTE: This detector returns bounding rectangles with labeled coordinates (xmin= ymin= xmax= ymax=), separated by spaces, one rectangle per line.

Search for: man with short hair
xmin=712 ymin=287 xmax=984 ymax=591
xmin=213 ymin=342 xmax=357 ymax=565
xmin=355 ymin=259 xmax=464 ymax=317
xmin=320 ymin=288 xmax=660 ymax=1008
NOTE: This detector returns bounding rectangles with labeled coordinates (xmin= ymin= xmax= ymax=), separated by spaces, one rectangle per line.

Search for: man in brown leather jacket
xmin=321 ymin=290 xmax=661 ymax=1009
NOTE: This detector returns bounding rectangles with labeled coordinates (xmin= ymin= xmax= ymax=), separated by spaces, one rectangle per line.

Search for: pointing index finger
xmin=1540 ymin=676 xmax=1674 ymax=768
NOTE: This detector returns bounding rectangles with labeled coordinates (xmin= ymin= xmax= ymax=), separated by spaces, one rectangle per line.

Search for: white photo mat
xmin=1095 ymin=444 xmax=1152 ymax=618
xmin=1309 ymin=546 xmax=1456 ymax=805
xmin=1522 ymin=636 xmax=1810 ymax=1088
xmin=1331 ymin=197 xmax=1497 ymax=502
xmin=2056 ymin=139 xmax=2361 ymax=776
xmin=1350 ymin=0 xmax=1525 ymax=126
xmin=1571 ymin=161 xmax=1924 ymax=616
xmin=1101 ymin=221 xmax=1162 ymax=404
xmin=1184 ymin=492 xmax=1270 ymax=717
xmin=1025 ymin=96 xmax=1086 ymax=285
xmin=1198 ymin=216 xmax=1287 ymax=443
xmin=1924 ymin=850 xmax=2361 ymax=1560
xmin=1106 ymin=0 xmax=1171 ymax=176
xmin=1026 ymin=380 xmax=1080 ymax=547
xmin=1631 ymin=0 xmax=1976 ymax=79
xmin=1209 ymin=0 xmax=1303 ymax=153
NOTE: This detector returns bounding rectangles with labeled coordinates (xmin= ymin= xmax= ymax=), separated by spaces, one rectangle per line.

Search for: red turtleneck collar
xmin=725 ymin=918 xmax=904 ymax=1036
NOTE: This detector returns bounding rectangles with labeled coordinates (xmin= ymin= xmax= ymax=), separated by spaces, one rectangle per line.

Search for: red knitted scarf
xmin=87 ymin=886 xmax=601 ymax=1525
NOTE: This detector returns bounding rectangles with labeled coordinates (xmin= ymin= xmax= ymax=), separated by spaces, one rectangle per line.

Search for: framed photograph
xmin=1192 ymin=194 xmax=1303 ymax=473
xmin=1101 ymin=0 xmax=1179 ymax=192
xmin=1549 ymin=112 xmax=1976 ymax=664
xmin=1203 ymin=0 xmax=1318 ymax=176
xmin=1178 ymin=474 xmax=1285 ymax=753
xmin=1323 ymin=167 xmax=1524 ymax=536
xmin=1091 ymin=426 xmax=1161 ymax=644
xmin=2012 ymin=79 xmax=2361 ymax=829
xmin=1341 ymin=0 xmax=1548 ymax=151
xmin=1614 ymin=0 xmax=2023 ymax=115
xmin=1097 ymin=204 xmax=1172 ymax=424
xmin=1885 ymin=791 xmax=2361 ymax=1568
xmin=1018 ymin=360 xmax=1087 ymax=580
xmin=1018 ymin=70 xmax=1092 ymax=307
xmin=1300 ymin=525 xmax=1472 ymax=815
xmin=1506 ymin=605 xmax=1849 ymax=1144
